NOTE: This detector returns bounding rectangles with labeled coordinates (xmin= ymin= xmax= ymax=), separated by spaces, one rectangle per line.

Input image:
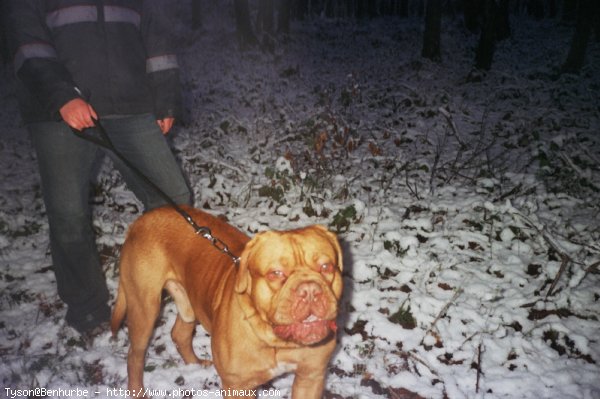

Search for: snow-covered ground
xmin=1 ymin=6 xmax=599 ymax=399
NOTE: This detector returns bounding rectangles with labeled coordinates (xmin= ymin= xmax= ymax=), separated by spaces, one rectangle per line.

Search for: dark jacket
xmin=7 ymin=0 xmax=181 ymax=123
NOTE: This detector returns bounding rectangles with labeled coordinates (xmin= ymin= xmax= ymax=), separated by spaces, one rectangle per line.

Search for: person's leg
xmin=100 ymin=114 xmax=192 ymax=210
xmin=29 ymin=122 xmax=110 ymax=333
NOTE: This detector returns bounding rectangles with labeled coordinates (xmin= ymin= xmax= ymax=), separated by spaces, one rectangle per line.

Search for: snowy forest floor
xmin=1 ymin=9 xmax=600 ymax=399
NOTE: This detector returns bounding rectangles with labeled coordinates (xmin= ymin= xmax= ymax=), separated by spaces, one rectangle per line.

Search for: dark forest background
xmin=1 ymin=0 xmax=599 ymax=75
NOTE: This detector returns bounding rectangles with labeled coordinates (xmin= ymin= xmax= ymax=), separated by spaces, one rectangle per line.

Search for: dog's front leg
xmin=171 ymin=315 xmax=212 ymax=366
xmin=291 ymin=369 xmax=327 ymax=399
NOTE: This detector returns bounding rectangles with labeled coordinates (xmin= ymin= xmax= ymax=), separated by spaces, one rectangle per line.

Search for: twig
xmin=214 ymin=160 xmax=248 ymax=179
xmin=559 ymin=151 xmax=600 ymax=191
xmin=425 ymin=288 xmax=464 ymax=336
xmin=585 ymin=261 xmax=600 ymax=274
xmin=546 ymin=254 xmax=570 ymax=298
xmin=494 ymin=182 xmax=523 ymax=202
xmin=511 ymin=211 xmax=574 ymax=297
xmin=559 ymin=151 xmax=586 ymax=177
xmin=405 ymin=165 xmax=421 ymax=200
xmin=429 ymin=127 xmax=448 ymax=195
xmin=406 ymin=351 xmax=440 ymax=377
xmin=475 ymin=342 xmax=483 ymax=393
xmin=438 ymin=107 xmax=465 ymax=147
xmin=576 ymin=139 xmax=600 ymax=165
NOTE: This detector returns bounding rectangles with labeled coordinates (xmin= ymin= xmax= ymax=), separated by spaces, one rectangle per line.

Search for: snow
xmin=1 ymin=4 xmax=600 ymax=399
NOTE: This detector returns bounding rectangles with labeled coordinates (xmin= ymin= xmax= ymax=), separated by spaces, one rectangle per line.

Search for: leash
xmin=72 ymin=119 xmax=241 ymax=266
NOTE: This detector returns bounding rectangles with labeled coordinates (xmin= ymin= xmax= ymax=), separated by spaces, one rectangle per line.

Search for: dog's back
xmin=110 ymin=206 xmax=249 ymax=335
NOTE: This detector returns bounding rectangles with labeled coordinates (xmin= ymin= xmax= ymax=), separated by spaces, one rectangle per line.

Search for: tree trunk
xmin=399 ymin=0 xmax=409 ymax=17
xmin=422 ymin=0 xmax=442 ymax=62
xmin=356 ymin=0 xmax=367 ymax=19
xmin=561 ymin=0 xmax=594 ymax=73
xmin=256 ymin=0 xmax=274 ymax=51
xmin=325 ymin=0 xmax=335 ymax=18
xmin=278 ymin=0 xmax=291 ymax=34
xmin=596 ymin=6 xmax=600 ymax=42
xmin=191 ymin=0 xmax=202 ymax=30
xmin=257 ymin=0 xmax=274 ymax=34
xmin=463 ymin=0 xmax=481 ymax=33
xmin=562 ymin=0 xmax=577 ymax=23
xmin=527 ymin=0 xmax=545 ymax=20
xmin=548 ymin=0 xmax=558 ymax=18
xmin=0 ymin=0 xmax=9 ymax=64
xmin=234 ymin=0 xmax=258 ymax=48
xmin=495 ymin=0 xmax=511 ymax=41
xmin=475 ymin=0 xmax=497 ymax=70
xmin=368 ymin=0 xmax=378 ymax=18
xmin=296 ymin=0 xmax=309 ymax=20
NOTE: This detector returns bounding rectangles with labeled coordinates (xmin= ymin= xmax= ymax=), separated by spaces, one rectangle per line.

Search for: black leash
xmin=72 ymin=119 xmax=240 ymax=266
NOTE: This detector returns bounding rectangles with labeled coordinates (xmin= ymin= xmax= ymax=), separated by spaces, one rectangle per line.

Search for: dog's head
xmin=235 ymin=225 xmax=343 ymax=346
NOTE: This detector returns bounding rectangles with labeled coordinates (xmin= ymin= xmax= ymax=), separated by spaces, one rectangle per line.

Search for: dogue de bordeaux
xmin=111 ymin=206 xmax=344 ymax=398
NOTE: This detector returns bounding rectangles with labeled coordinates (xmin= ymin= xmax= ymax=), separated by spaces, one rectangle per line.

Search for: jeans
xmin=29 ymin=114 xmax=192 ymax=330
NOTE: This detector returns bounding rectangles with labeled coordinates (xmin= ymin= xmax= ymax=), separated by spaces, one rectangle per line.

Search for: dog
xmin=111 ymin=206 xmax=343 ymax=398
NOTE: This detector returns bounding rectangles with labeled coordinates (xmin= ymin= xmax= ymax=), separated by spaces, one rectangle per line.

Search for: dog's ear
xmin=235 ymin=235 xmax=260 ymax=294
xmin=313 ymin=225 xmax=343 ymax=271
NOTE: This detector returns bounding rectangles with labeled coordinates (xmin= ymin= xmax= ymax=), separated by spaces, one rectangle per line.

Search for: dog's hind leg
xmin=125 ymin=292 xmax=161 ymax=394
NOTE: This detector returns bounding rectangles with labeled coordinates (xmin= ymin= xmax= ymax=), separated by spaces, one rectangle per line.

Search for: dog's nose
xmin=296 ymin=281 xmax=323 ymax=302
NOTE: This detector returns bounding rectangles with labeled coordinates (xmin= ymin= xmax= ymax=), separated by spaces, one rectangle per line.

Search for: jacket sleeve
xmin=141 ymin=0 xmax=182 ymax=120
xmin=6 ymin=0 xmax=80 ymax=120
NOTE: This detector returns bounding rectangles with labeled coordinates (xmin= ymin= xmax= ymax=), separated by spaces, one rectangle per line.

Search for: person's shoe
xmin=80 ymin=321 xmax=110 ymax=347
xmin=66 ymin=303 xmax=111 ymax=336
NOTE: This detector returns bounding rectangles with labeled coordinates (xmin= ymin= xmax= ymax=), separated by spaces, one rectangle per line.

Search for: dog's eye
xmin=320 ymin=263 xmax=335 ymax=274
xmin=267 ymin=270 xmax=285 ymax=281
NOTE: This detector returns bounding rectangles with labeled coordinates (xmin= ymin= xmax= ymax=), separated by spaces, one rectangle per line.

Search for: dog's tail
xmin=110 ymin=283 xmax=127 ymax=336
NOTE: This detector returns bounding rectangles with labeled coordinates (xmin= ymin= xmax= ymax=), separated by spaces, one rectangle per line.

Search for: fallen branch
xmin=406 ymin=351 xmax=440 ymax=378
xmin=546 ymin=254 xmax=571 ymax=298
xmin=585 ymin=260 xmax=600 ymax=274
xmin=425 ymin=288 xmax=464 ymax=336
xmin=559 ymin=151 xmax=600 ymax=192
xmin=475 ymin=342 xmax=483 ymax=393
xmin=511 ymin=211 xmax=574 ymax=297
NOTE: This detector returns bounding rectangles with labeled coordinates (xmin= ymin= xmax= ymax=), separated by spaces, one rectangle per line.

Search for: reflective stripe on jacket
xmin=7 ymin=0 xmax=181 ymax=123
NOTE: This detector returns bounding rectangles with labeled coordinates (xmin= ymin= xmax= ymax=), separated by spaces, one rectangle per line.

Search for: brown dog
xmin=111 ymin=206 xmax=343 ymax=398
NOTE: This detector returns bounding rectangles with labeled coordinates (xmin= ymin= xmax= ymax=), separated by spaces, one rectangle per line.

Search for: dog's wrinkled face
xmin=235 ymin=225 xmax=343 ymax=346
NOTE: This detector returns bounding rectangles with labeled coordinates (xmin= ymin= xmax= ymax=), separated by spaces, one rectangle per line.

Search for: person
xmin=6 ymin=0 xmax=192 ymax=335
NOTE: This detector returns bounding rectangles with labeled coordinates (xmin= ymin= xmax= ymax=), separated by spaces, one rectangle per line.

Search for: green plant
xmin=383 ymin=240 xmax=409 ymax=257
xmin=389 ymin=304 xmax=416 ymax=330
xmin=330 ymin=205 xmax=357 ymax=232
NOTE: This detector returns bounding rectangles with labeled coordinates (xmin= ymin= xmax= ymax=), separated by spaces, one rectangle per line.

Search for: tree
xmin=561 ymin=0 xmax=595 ymax=74
xmin=354 ymin=0 xmax=378 ymax=19
xmin=191 ymin=0 xmax=202 ymax=30
xmin=562 ymin=0 xmax=577 ymax=23
xmin=256 ymin=0 xmax=274 ymax=35
xmin=463 ymin=0 xmax=481 ymax=33
xmin=475 ymin=0 xmax=498 ymax=70
xmin=527 ymin=0 xmax=545 ymax=20
xmin=234 ymin=0 xmax=258 ymax=48
xmin=495 ymin=0 xmax=511 ymax=41
xmin=422 ymin=0 xmax=442 ymax=62
xmin=399 ymin=0 xmax=409 ymax=17
xmin=0 ymin=0 xmax=9 ymax=64
xmin=296 ymin=0 xmax=309 ymax=20
xmin=278 ymin=0 xmax=291 ymax=35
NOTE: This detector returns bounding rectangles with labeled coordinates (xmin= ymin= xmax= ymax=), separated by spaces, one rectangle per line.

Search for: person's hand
xmin=157 ymin=117 xmax=175 ymax=135
xmin=59 ymin=98 xmax=98 ymax=131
